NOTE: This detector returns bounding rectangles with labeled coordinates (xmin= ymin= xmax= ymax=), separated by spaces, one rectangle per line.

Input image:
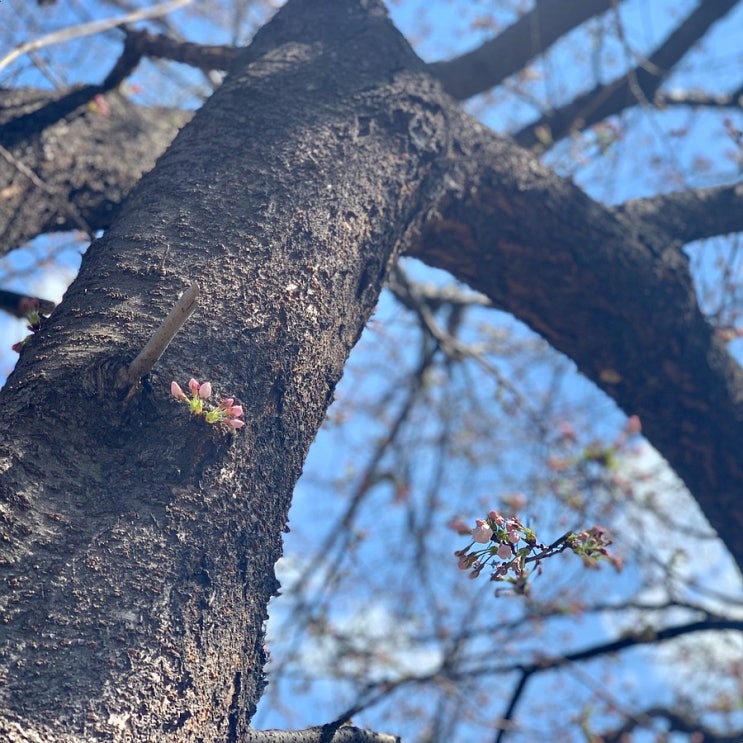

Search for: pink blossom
xmin=219 ymin=398 xmax=235 ymax=409
xmin=501 ymin=492 xmax=527 ymax=511
xmin=171 ymin=381 xmax=188 ymax=401
xmin=224 ymin=419 xmax=245 ymax=429
xmin=226 ymin=405 xmax=243 ymax=418
xmin=457 ymin=554 xmax=476 ymax=570
xmin=448 ymin=518 xmax=472 ymax=535
xmin=625 ymin=414 xmax=642 ymax=435
xmin=188 ymin=378 xmax=200 ymax=394
xmin=497 ymin=543 xmax=512 ymax=559
xmin=488 ymin=510 xmax=504 ymax=524
xmin=557 ymin=421 xmax=577 ymax=442
xmin=508 ymin=529 xmax=520 ymax=544
xmin=472 ymin=519 xmax=493 ymax=544
xmin=198 ymin=382 xmax=212 ymax=400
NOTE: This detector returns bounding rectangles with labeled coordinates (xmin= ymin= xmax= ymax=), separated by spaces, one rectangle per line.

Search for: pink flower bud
xmin=219 ymin=398 xmax=235 ymax=409
xmin=472 ymin=519 xmax=493 ymax=544
xmin=198 ymin=382 xmax=212 ymax=400
xmin=171 ymin=381 xmax=187 ymax=401
xmin=227 ymin=405 xmax=243 ymax=418
xmin=225 ymin=419 xmax=245 ymax=429
xmin=497 ymin=543 xmax=512 ymax=559
xmin=188 ymin=378 xmax=200 ymax=394
xmin=447 ymin=518 xmax=472 ymax=535
xmin=488 ymin=510 xmax=504 ymax=524
xmin=625 ymin=414 xmax=642 ymax=435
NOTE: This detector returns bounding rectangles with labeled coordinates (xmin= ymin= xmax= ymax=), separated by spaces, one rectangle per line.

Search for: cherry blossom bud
xmin=225 ymin=419 xmax=245 ymax=429
xmin=198 ymin=382 xmax=212 ymax=400
xmin=472 ymin=519 xmax=493 ymax=544
xmin=625 ymin=415 xmax=642 ymax=435
xmin=448 ymin=518 xmax=473 ymax=535
xmin=227 ymin=405 xmax=243 ymax=418
xmin=188 ymin=378 xmax=200 ymax=394
xmin=171 ymin=381 xmax=188 ymax=401
xmin=497 ymin=543 xmax=511 ymax=559
xmin=219 ymin=398 xmax=235 ymax=409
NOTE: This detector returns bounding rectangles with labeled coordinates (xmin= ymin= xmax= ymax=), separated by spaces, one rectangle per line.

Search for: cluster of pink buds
xmin=171 ymin=379 xmax=245 ymax=430
xmin=453 ymin=510 xmax=620 ymax=596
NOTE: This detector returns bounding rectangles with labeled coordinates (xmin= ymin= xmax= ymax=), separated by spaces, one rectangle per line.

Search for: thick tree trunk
xmin=0 ymin=1 xmax=446 ymax=739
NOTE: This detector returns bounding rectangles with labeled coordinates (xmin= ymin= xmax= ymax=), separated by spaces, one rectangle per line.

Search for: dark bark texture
xmin=0 ymin=87 xmax=190 ymax=256
xmin=0 ymin=1 xmax=449 ymax=739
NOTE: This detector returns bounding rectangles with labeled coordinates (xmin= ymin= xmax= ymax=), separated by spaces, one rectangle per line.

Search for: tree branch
xmin=429 ymin=0 xmax=614 ymax=102
xmin=655 ymin=85 xmax=743 ymax=110
xmin=406 ymin=109 xmax=743 ymax=571
xmin=0 ymin=87 xmax=190 ymax=255
xmin=490 ymin=618 xmax=743 ymax=741
xmin=118 ymin=28 xmax=238 ymax=72
xmin=613 ymin=183 xmax=743 ymax=245
xmin=513 ymin=0 xmax=741 ymax=149
xmin=600 ymin=707 xmax=742 ymax=743
xmin=0 ymin=0 xmax=192 ymax=74
xmin=244 ymin=726 xmax=400 ymax=743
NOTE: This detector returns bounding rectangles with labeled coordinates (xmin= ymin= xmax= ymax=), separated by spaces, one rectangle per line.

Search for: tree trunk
xmin=0 ymin=1 xmax=446 ymax=739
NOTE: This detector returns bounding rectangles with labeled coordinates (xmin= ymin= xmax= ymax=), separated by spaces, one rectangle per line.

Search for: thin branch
xmin=654 ymin=84 xmax=743 ymax=110
xmin=0 ymin=0 xmax=192 ymax=74
xmin=119 ymin=28 xmax=238 ymax=72
xmin=0 ymin=288 xmax=55 ymax=318
xmin=494 ymin=669 xmax=532 ymax=743
xmin=513 ymin=0 xmax=741 ymax=149
xmin=0 ymin=143 xmax=94 ymax=238
xmin=2 ymin=28 xmax=162 ymax=150
xmin=613 ymin=183 xmax=743 ymax=245
xmin=244 ymin=726 xmax=400 ymax=743
xmin=117 ymin=282 xmax=200 ymax=396
xmin=600 ymin=706 xmax=743 ymax=743
xmin=429 ymin=0 xmax=614 ymax=102
xmin=477 ymin=617 xmax=743 ymax=741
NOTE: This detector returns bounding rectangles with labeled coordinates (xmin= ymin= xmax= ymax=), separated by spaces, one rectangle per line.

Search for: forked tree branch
xmin=429 ymin=0 xmax=614 ymax=102
xmin=492 ymin=617 xmax=743 ymax=742
xmin=600 ymin=707 xmax=742 ymax=743
xmin=0 ymin=0 xmax=192 ymax=74
xmin=513 ymin=0 xmax=741 ymax=149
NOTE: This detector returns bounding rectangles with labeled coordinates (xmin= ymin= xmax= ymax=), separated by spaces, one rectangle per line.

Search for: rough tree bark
xmin=0 ymin=1 xmax=447 ymax=739
xmin=0 ymin=0 xmax=741 ymax=740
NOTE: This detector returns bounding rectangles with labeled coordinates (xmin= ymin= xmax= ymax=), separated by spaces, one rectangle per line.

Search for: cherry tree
xmin=1 ymin=0 xmax=742 ymax=741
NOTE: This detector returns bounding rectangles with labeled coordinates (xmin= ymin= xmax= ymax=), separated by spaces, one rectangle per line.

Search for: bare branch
xmin=613 ymin=183 xmax=743 ymax=245
xmin=513 ymin=0 xmax=741 ymax=149
xmin=244 ymin=725 xmax=400 ymax=743
xmin=600 ymin=707 xmax=742 ymax=743
xmin=430 ymin=0 xmax=614 ymax=102
xmin=119 ymin=28 xmax=238 ymax=72
xmin=0 ymin=0 xmax=192 ymax=74
xmin=0 ymin=143 xmax=94 ymax=239
xmin=118 ymin=282 xmax=200 ymax=397
xmin=655 ymin=85 xmax=743 ymax=110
